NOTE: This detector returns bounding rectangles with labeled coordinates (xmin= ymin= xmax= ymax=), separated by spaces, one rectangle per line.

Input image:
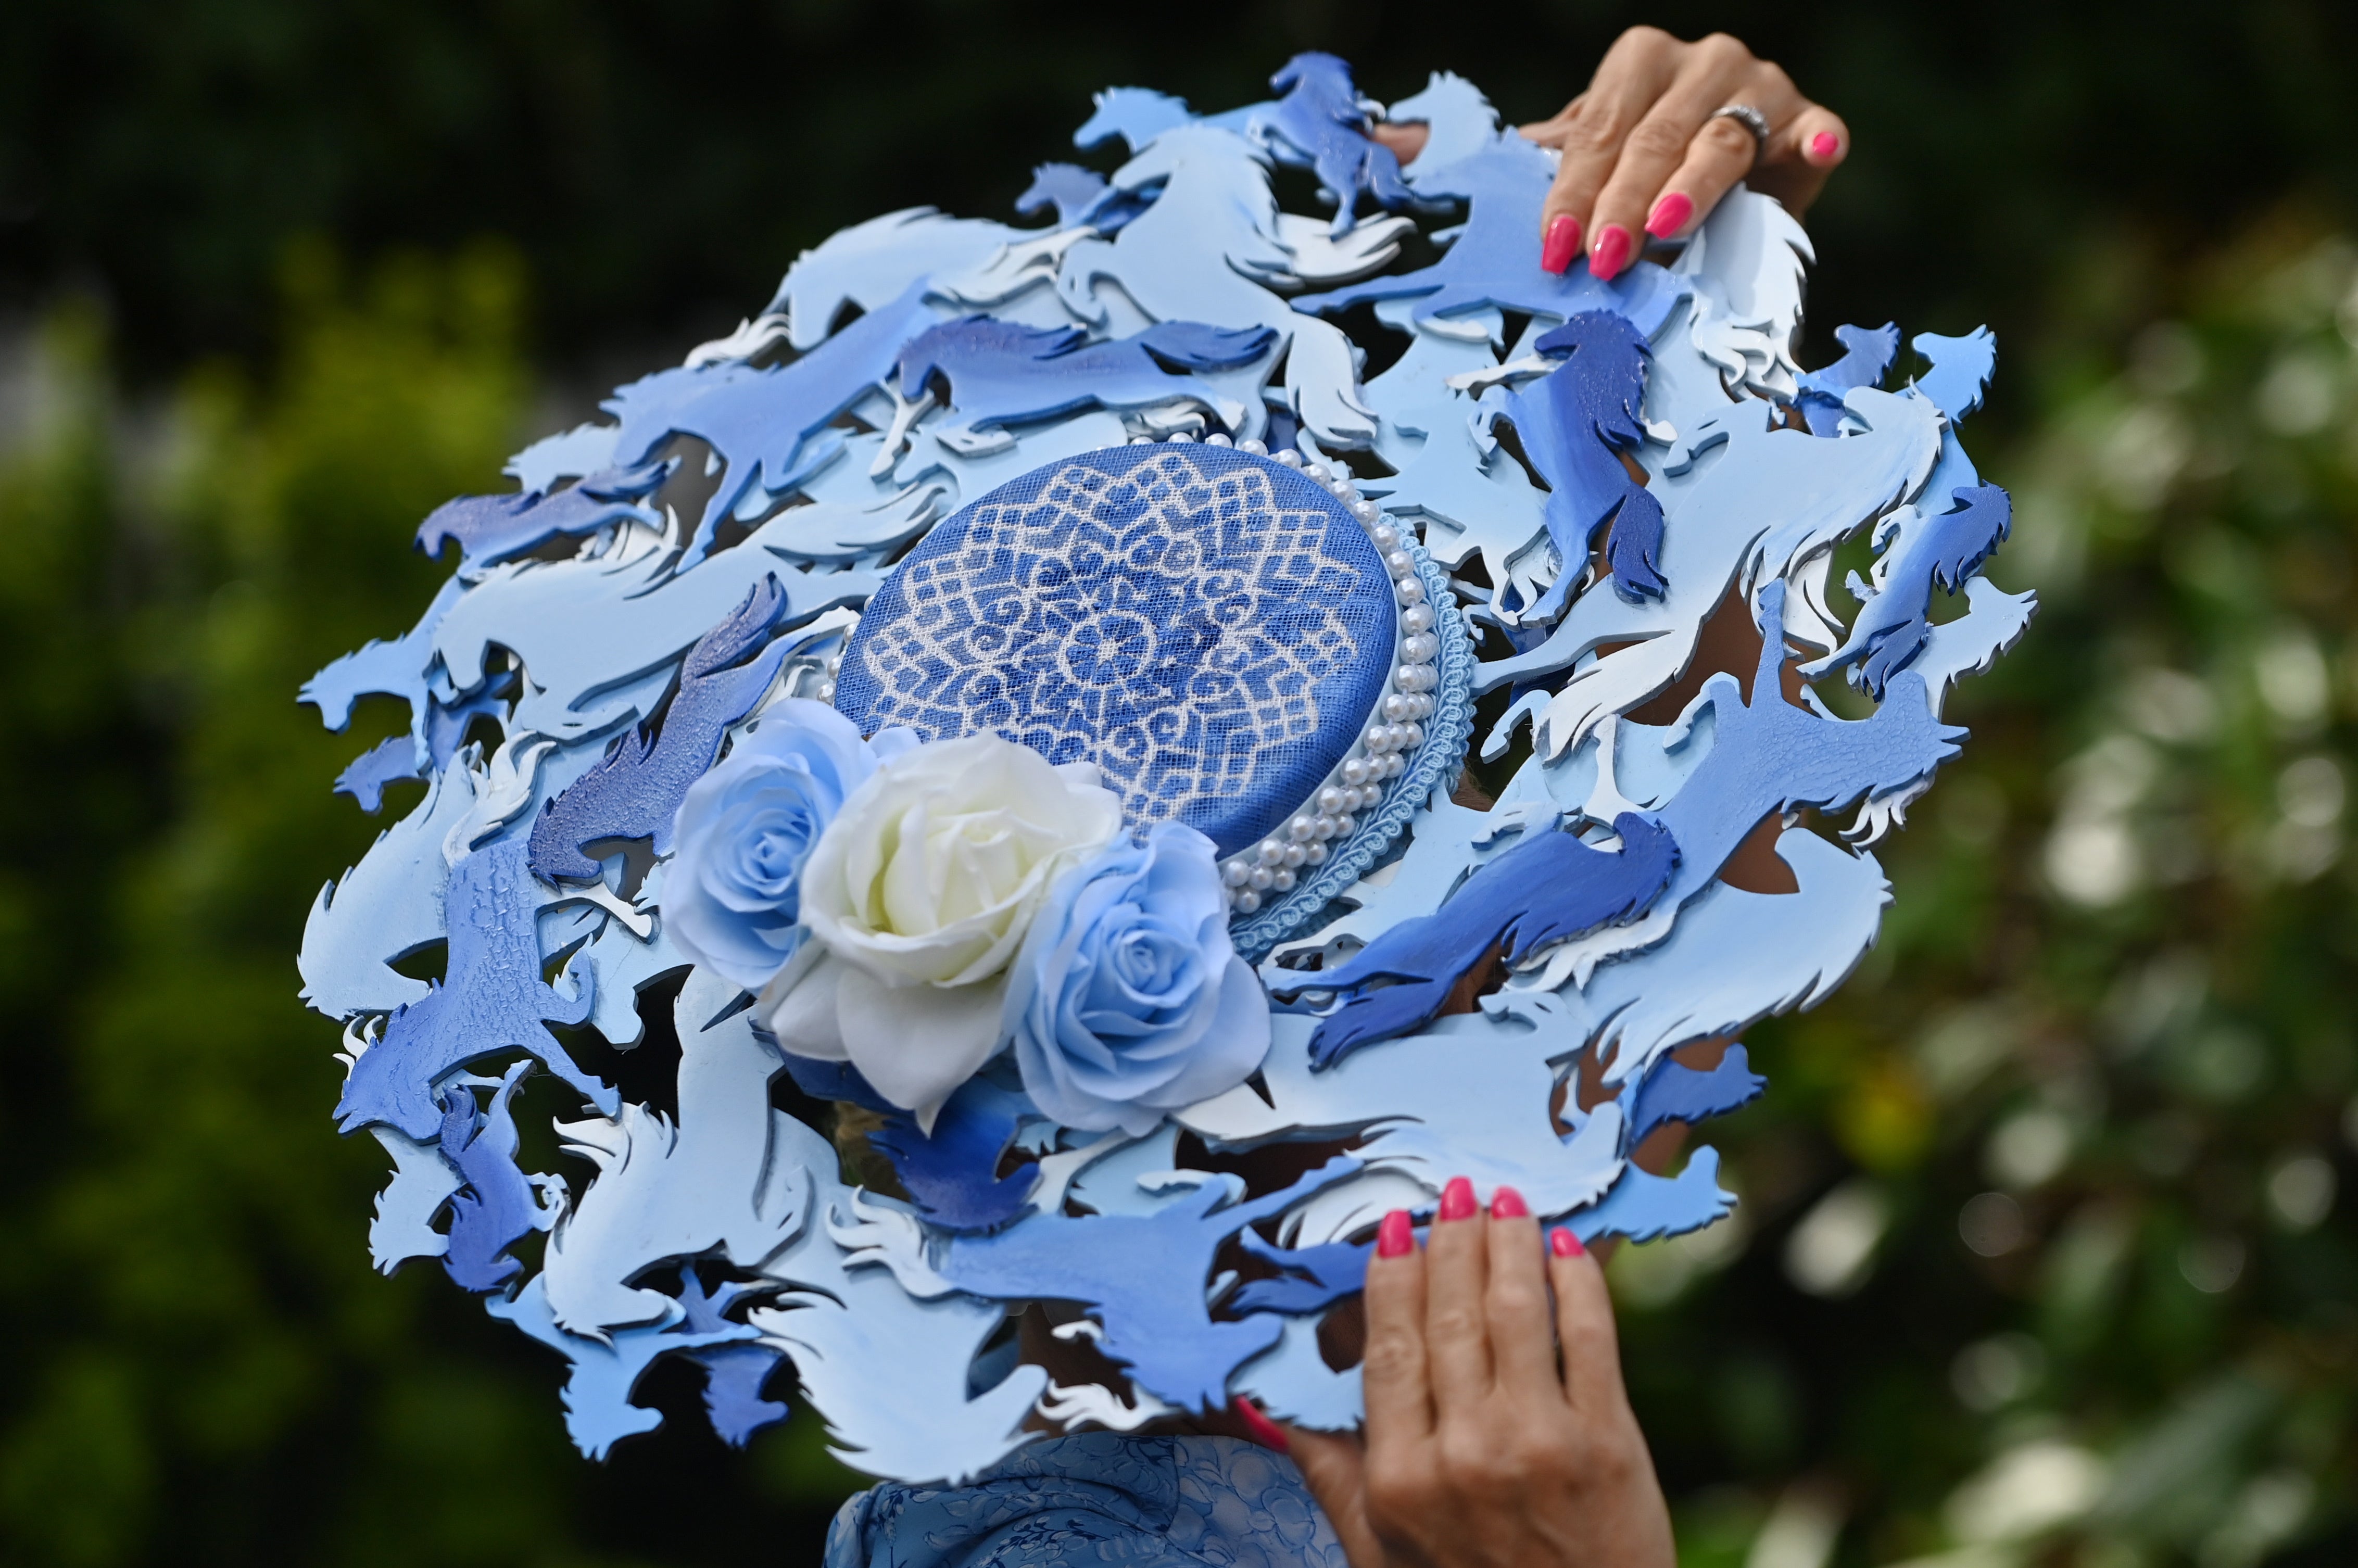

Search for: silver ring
xmin=1709 ymin=103 xmax=1771 ymax=165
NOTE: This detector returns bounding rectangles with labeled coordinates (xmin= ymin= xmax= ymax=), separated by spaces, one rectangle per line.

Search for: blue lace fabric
xmin=824 ymin=1434 xmax=1351 ymax=1568
xmin=835 ymin=445 xmax=1394 ymax=857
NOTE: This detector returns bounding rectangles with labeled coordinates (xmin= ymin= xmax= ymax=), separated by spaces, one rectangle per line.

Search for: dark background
xmin=4 ymin=3 xmax=2357 ymax=1565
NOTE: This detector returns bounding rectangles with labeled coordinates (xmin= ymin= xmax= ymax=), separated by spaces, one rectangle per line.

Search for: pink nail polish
xmin=1491 ymin=1185 xmax=1530 ymax=1220
xmin=1234 ymin=1397 xmax=1291 ymax=1454
xmin=1810 ymin=131 xmax=1840 ymax=161
xmin=1439 ymin=1176 xmax=1477 ymax=1221
xmin=1377 ymin=1209 xmax=1417 ymax=1258
xmin=1540 ymin=213 xmax=1582 ymax=274
xmin=1550 ymin=1227 xmax=1585 ymax=1259
xmin=1644 ymin=193 xmax=1692 ymax=239
xmin=1590 ymin=223 xmax=1633 ymax=281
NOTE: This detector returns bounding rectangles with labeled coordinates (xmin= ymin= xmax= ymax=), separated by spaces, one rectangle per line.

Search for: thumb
xmin=1284 ymin=1426 xmax=1388 ymax=1568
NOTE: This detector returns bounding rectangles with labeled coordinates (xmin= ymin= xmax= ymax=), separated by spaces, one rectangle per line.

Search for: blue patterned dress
xmin=824 ymin=1434 xmax=1351 ymax=1568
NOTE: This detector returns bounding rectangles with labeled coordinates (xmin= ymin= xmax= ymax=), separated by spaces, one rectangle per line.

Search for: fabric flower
xmin=663 ymin=699 xmax=915 ymax=991
xmin=1003 ymin=821 xmax=1270 ymax=1135
xmin=764 ymin=733 xmax=1122 ymax=1129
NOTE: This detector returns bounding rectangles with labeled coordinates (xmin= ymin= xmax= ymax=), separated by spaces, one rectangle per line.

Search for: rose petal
xmin=836 ymin=966 xmax=1012 ymax=1134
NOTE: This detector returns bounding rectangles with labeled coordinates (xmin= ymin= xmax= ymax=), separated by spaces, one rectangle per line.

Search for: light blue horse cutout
xmin=296 ymin=54 xmax=2028 ymax=1482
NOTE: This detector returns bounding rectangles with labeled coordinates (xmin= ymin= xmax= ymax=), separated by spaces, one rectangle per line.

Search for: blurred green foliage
xmin=3 ymin=8 xmax=2358 ymax=1566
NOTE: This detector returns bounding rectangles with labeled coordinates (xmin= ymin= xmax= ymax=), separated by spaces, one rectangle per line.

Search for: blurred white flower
xmin=2265 ymin=1153 xmax=2336 ymax=1230
xmin=2254 ymin=349 xmax=2339 ymax=436
xmin=2254 ymin=631 xmax=2329 ymax=728
xmin=1785 ymin=1179 xmax=1888 ymax=1298
xmin=1944 ymin=1439 xmax=2108 ymax=1544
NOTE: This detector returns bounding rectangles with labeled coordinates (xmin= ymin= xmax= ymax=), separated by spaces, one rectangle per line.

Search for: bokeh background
xmin=5 ymin=3 xmax=2357 ymax=1564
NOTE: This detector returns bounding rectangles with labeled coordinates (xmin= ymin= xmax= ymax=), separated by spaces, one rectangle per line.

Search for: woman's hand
xmin=1520 ymin=27 xmax=1845 ymax=276
xmin=1375 ymin=28 xmax=1845 ymax=282
xmin=1283 ymin=1179 xmax=1675 ymax=1568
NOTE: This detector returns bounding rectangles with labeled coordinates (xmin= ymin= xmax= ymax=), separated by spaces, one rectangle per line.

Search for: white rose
xmin=762 ymin=733 xmax=1121 ymax=1129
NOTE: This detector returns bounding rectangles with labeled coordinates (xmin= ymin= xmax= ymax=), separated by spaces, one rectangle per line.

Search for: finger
xmin=1371 ymin=120 xmax=1430 ymax=167
xmin=1360 ymin=1207 xmax=1434 ymax=1442
xmin=1421 ymin=1175 xmax=1492 ymax=1413
xmin=1483 ymin=1186 xmax=1563 ymax=1407
xmin=1638 ymin=115 xmax=1766 ymax=242
xmin=1534 ymin=27 xmax=1684 ymax=265
xmin=1547 ymin=1226 xmax=1632 ymax=1415
xmin=1587 ymin=49 xmax=1801 ymax=275
xmin=1286 ymin=1425 xmax=1384 ymax=1565
xmin=1748 ymin=103 xmax=1850 ymax=220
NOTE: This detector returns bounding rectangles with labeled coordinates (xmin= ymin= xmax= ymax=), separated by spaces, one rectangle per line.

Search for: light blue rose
xmin=1004 ymin=821 xmax=1272 ymax=1134
xmin=665 ymin=699 xmax=914 ymax=991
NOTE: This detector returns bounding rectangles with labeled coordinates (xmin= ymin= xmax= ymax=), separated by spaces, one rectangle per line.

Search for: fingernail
xmin=1644 ymin=192 xmax=1692 ymax=239
xmin=1234 ymin=1397 xmax=1291 ymax=1454
xmin=1491 ymin=1185 xmax=1530 ymax=1220
xmin=1439 ymin=1176 xmax=1477 ymax=1221
xmin=1540 ymin=213 xmax=1582 ymax=274
xmin=1810 ymin=131 xmax=1840 ymax=161
xmin=1550 ymin=1226 xmax=1585 ymax=1259
xmin=1377 ymin=1209 xmax=1417 ymax=1257
xmin=1590 ymin=223 xmax=1633 ymax=281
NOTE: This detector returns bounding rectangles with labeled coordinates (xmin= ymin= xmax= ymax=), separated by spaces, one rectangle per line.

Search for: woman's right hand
xmin=1284 ymin=1179 xmax=1675 ymax=1568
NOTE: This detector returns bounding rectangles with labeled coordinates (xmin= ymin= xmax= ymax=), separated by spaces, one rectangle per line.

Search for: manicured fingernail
xmin=1490 ymin=1185 xmax=1530 ymax=1220
xmin=1540 ymin=213 xmax=1582 ymax=274
xmin=1377 ymin=1209 xmax=1417 ymax=1257
xmin=1234 ymin=1397 xmax=1291 ymax=1454
xmin=1439 ymin=1176 xmax=1478 ymax=1221
xmin=1590 ymin=223 xmax=1633 ymax=281
xmin=1550 ymin=1226 xmax=1585 ymax=1259
xmin=1645 ymin=192 xmax=1692 ymax=239
xmin=1810 ymin=131 xmax=1840 ymax=161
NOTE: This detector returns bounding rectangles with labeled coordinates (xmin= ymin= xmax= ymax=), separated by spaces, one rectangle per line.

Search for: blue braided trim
xmin=1231 ymin=542 xmax=1474 ymax=962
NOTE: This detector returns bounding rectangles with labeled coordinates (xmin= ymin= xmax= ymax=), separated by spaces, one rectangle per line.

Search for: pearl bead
xmin=1402 ymin=633 xmax=1438 ymax=663
xmin=1304 ymin=841 xmax=1327 ymax=866
xmin=1303 ymin=461 xmax=1331 ymax=483
xmin=1402 ymin=723 xmax=1426 ymax=748
xmin=1206 ymin=432 xmax=1233 ymax=446
xmin=1271 ymin=868 xmax=1296 ymax=892
xmin=1222 ymin=861 xmax=1250 ymax=888
xmin=1342 ymin=758 xmax=1369 ymax=786
xmin=814 ymin=681 xmax=837 ymax=702
xmin=1333 ymin=813 xmax=1356 ymax=836
xmin=1289 ymin=814 xmax=1317 ymax=842
xmin=1248 ymin=865 xmax=1274 ymax=890
xmin=1365 ymin=725 xmax=1391 ymax=752
xmin=1318 ymin=787 xmax=1346 ymax=815
xmin=1258 ymin=840 xmax=1286 ymax=865
xmin=1370 ymin=523 xmax=1400 ymax=551
xmin=1233 ymin=889 xmax=1261 ymax=913
xmin=1281 ymin=842 xmax=1306 ymax=868
xmin=1382 ymin=753 xmax=1406 ymax=778
xmin=825 ymin=654 xmax=843 ymax=673
xmin=1351 ymin=500 xmax=1380 ymax=524
xmin=1384 ymin=549 xmax=1414 ymax=577
xmin=1276 ymin=449 xmax=1303 ymax=467
xmin=1401 ymin=604 xmax=1434 ymax=635
xmin=1396 ymin=578 xmax=1426 ymax=605
xmin=1167 ymin=429 xmax=1195 ymax=441
xmin=1382 ymin=694 xmax=1409 ymax=722
xmin=1129 ymin=435 xmax=1154 ymax=445
xmin=1240 ymin=438 xmax=1268 ymax=455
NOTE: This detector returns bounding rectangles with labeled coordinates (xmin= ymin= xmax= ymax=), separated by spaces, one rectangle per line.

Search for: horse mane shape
xmin=890 ymin=315 xmax=1275 ymax=449
xmin=1256 ymin=52 xmax=1422 ymax=236
xmin=1501 ymin=311 xmax=1669 ymax=617
xmin=1015 ymin=162 xmax=1108 ymax=228
xmin=528 ymin=575 xmax=792 ymax=883
xmin=1382 ymin=71 xmax=1502 ymax=192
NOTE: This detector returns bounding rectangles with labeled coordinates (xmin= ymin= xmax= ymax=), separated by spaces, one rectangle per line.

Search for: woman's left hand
xmin=1280 ymin=1180 xmax=1675 ymax=1568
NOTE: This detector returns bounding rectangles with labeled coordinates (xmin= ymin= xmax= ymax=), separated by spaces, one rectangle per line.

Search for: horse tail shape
xmin=1136 ymin=322 xmax=1279 ymax=371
